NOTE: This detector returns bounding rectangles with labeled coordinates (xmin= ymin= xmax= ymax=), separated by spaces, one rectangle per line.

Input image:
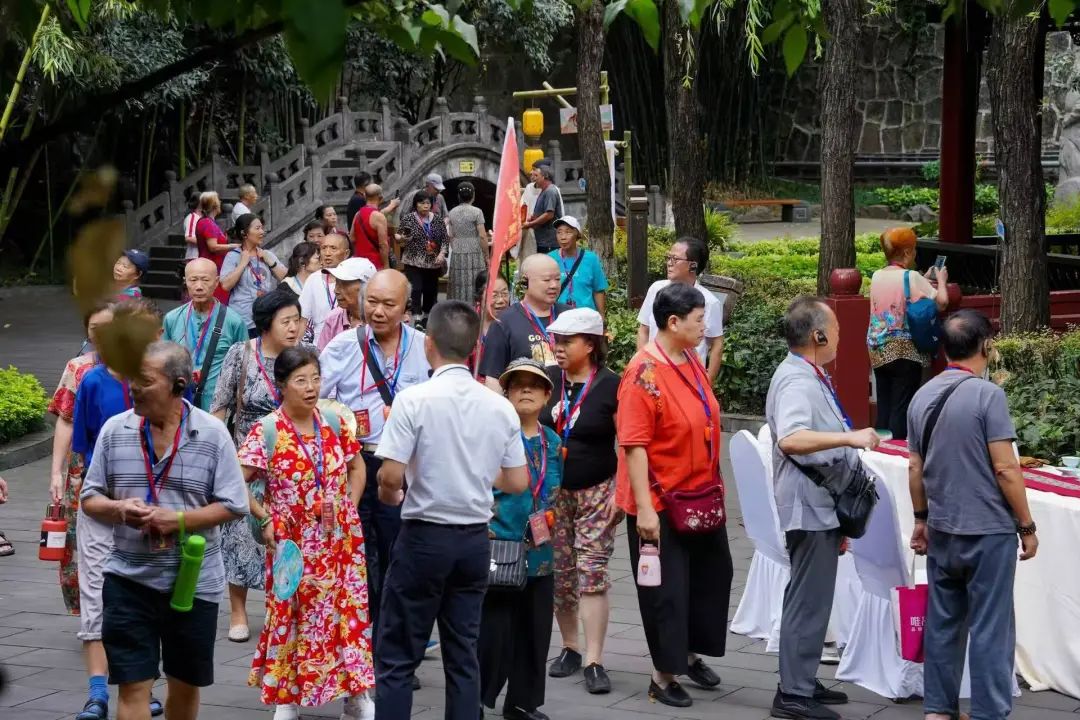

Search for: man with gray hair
xmin=765 ymin=296 xmax=880 ymax=720
xmin=523 ymin=164 xmax=563 ymax=254
xmin=230 ymin=183 xmax=258 ymax=223
xmin=81 ymin=341 xmax=248 ymax=720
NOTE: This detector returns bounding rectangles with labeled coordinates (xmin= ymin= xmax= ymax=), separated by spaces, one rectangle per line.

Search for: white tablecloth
xmin=863 ymin=450 xmax=1080 ymax=699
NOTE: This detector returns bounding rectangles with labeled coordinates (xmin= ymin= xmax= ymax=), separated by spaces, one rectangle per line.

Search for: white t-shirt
xmin=637 ymin=279 xmax=725 ymax=364
xmin=231 ymin=201 xmax=251 ymax=223
xmin=182 ymin=212 xmax=201 ymax=261
xmin=298 ymin=269 xmax=337 ymax=341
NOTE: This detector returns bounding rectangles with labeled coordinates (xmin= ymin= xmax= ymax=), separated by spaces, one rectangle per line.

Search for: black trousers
xmin=358 ymin=451 xmax=402 ymax=640
xmin=627 ymin=512 xmax=733 ymax=674
xmin=375 ymin=520 xmax=490 ymax=720
xmin=404 ymin=265 xmax=440 ymax=316
xmin=478 ymin=574 xmax=554 ymax=712
xmin=874 ymin=358 xmax=923 ymax=440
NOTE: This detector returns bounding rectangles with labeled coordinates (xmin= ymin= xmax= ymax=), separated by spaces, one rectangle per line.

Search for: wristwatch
xmin=914 ymin=509 xmax=929 ymax=521
xmin=1017 ymin=521 xmax=1037 ymax=536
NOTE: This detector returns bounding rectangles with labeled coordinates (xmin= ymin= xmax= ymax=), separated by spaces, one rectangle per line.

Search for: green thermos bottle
xmin=170 ymin=532 xmax=205 ymax=613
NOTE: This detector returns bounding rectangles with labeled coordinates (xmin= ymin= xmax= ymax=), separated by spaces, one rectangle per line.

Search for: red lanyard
xmin=254 ymin=338 xmax=281 ymax=405
xmin=247 ymin=260 xmax=266 ymax=291
xmin=279 ymin=409 xmax=325 ymax=490
xmin=522 ymin=430 xmax=548 ymax=510
xmin=654 ymin=344 xmax=716 ymax=452
xmin=888 ymin=261 xmax=906 ymax=269
xmin=360 ymin=327 xmax=404 ymax=395
xmin=557 ymin=367 xmax=597 ymax=457
xmin=559 ymin=250 xmax=581 ymax=299
xmin=945 ymin=364 xmax=975 ymax=374
xmin=323 ymin=273 xmax=336 ymax=310
xmin=794 ymin=354 xmax=853 ymax=429
xmin=520 ymin=302 xmax=555 ymax=354
xmin=121 ymin=380 xmax=133 ymax=409
xmin=140 ymin=409 xmax=186 ymax=504
xmin=184 ymin=301 xmax=217 ymax=363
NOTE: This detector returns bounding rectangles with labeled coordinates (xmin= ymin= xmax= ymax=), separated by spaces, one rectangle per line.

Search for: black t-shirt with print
xmin=478 ymin=302 xmax=570 ymax=379
xmin=540 ymin=365 xmax=619 ymax=491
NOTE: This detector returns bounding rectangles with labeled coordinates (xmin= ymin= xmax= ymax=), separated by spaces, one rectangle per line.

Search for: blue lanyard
xmin=363 ymin=325 xmax=411 ymax=396
xmin=140 ymin=407 xmax=188 ymax=503
xmin=185 ymin=302 xmax=216 ymax=364
xmin=521 ymin=430 xmax=548 ymax=508
xmin=794 ymin=354 xmax=853 ymax=429
xmin=520 ymin=302 xmax=556 ymax=351
xmin=557 ymin=368 xmax=596 ymax=452
xmin=279 ymin=410 xmax=324 ymax=490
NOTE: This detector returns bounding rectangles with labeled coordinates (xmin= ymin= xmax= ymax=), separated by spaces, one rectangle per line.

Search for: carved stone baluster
xmin=474 ymin=96 xmax=489 ymax=145
xmin=380 ymin=97 xmax=393 ymax=142
xmin=436 ymin=97 xmax=450 ymax=147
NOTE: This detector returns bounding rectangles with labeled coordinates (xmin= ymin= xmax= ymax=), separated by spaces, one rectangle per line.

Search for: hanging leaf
xmin=281 ymin=0 xmax=346 ymax=100
xmin=625 ymin=0 xmax=660 ymax=50
xmin=65 ymin=0 xmax=92 ymax=31
xmin=603 ymin=0 xmax=629 ymax=29
xmin=782 ymin=23 xmax=808 ymax=77
xmin=761 ymin=12 xmax=795 ymax=45
xmin=1049 ymin=0 xmax=1073 ymax=26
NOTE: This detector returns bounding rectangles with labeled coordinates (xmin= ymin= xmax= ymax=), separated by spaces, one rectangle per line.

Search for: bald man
xmin=320 ymin=268 xmax=431 ymax=636
xmin=479 ymin=253 xmax=569 ymax=391
xmin=163 ymin=259 xmax=249 ymax=410
xmin=352 ymin=183 xmax=393 ymax=270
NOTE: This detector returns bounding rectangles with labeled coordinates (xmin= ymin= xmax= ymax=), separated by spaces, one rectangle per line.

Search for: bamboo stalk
xmin=178 ymin=100 xmax=187 ymax=179
xmin=0 ymin=4 xmax=50 ymax=146
xmin=238 ymin=73 xmax=247 ymax=165
xmin=143 ymin=105 xmax=158 ymax=203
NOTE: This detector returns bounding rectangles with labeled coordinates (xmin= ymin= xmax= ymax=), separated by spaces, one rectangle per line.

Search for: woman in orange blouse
xmin=616 ymin=282 xmax=733 ymax=709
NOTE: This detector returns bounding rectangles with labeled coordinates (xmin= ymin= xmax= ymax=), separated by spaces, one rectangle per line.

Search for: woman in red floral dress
xmin=238 ymin=346 xmax=374 ymax=720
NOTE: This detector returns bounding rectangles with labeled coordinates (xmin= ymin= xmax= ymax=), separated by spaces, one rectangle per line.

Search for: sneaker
xmin=686 ymin=657 xmax=721 ymax=688
xmin=76 ymin=699 xmax=108 ymax=720
xmin=583 ymin=663 xmax=611 ymax=694
xmin=648 ymin=679 xmax=692 ymax=708
xmin=502 ymin=707 xmax=550 ymax=720
xmin=820 ymin=642 xmax=841 ymax=665
xmin=342 ymin=693 xmax=375 ymax=720
xmin=813 ymin=681 xmax=848 ymax=705
xmin=425 ymin=639 xmax=441 ymax=656
xmin=771 ymin=687 xmax=841 ymax=720
xmin=548 ymin=647 xmax=582 ymax=678
xmin=273 ymin=704 xmax=299 ymax=720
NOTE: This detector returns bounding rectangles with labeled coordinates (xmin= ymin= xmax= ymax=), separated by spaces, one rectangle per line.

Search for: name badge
xmin=146 ymin=532 xmax=176 ymax=553
xmin=528 ymin=512 xmax=551 ymax=546
xmin=355 ymin=409 xmax=371 ymax=438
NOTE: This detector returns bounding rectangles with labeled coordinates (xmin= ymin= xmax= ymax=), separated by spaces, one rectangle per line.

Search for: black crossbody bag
xmin=558 ymin=251 xmax=586 ymax=303
xmin=193 ymin=307 xmax=227 ymax=407
xmin=357 ymin=327 xmax=395 ymax=408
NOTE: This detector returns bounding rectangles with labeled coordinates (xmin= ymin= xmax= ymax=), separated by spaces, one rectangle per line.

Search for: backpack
xmin=904 ymin=270 xmax=940 ymax=355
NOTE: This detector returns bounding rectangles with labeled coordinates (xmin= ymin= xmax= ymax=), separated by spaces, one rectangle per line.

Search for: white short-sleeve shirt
xmin=376 ymin=364 xmax=527 ymax=525
xmin=637 ymin=279 xmax=725 ymax=364
xmin=299 ymin=269 xmax=337 ymax=341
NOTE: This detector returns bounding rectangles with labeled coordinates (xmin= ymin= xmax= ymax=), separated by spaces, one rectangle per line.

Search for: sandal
xmin=150 ymin=696 xmax=164 ymax=716
xmin=76 ymin=699 xmax=108 ymax=720
xmin=0 ymin=531 xmax=13 ymax=557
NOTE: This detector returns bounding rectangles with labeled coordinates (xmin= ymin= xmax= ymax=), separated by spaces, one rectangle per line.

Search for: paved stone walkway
xmin=1 ymin=285 xmax=1078 ymax=719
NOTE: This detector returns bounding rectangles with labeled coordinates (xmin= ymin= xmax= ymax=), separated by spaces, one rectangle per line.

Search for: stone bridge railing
xmin=121 ymin=96 xmax=613 ymax=251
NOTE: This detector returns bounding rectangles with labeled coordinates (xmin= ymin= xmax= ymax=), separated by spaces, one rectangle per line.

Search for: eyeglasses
xmin=491 ymin=290 xmax=511 ymax=299
xmin=665 ymin=255 xmax=689 ymax=265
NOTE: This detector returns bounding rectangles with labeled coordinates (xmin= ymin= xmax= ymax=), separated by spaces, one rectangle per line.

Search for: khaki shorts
xmin=76 ymin=507 xmax=114 ymax=641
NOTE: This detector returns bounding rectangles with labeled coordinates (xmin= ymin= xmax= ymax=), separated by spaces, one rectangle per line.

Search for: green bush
xmin=1046 ymin=195 xmax=1080 ymax=232
xmin=0 ymin=367 xmax=47 ymax=444
xmin=613 ymin=209 xmax=736 ymax=282
xmin=991 ymin=329 xmax=1080 ymax=461
xmin=863 ymin=184 xmax=1001 ymax=215
xmin=921 ymin=160 xmax=941 ymax=183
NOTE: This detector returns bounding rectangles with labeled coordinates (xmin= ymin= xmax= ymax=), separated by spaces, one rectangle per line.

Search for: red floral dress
xmin=238 ymin=409 xmax=374 ymax=707
xmin=47 ymin=353 xmax=98 ymax=615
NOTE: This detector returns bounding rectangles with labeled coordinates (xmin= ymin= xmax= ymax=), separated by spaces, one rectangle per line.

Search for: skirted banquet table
xmin=863 ymin=441 xmax=1080 ymax=700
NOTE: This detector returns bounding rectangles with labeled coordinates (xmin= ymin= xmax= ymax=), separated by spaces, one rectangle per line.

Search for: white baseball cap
xmin=425 ymin=173 xmax=446 ymax=191
xmin=327 ymin=257 xmax=377 ymax=284
xmin=547 ymin=308 xmax=604 ymax=337
xmin=553 ymin=216 xmax=581 ymax=233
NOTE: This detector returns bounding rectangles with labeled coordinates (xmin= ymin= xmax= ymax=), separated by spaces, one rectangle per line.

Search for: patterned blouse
xmin=867 ymin=267 xmax=935 ymax=369
xmin=399 ymin=211 xmax=449 ymax=269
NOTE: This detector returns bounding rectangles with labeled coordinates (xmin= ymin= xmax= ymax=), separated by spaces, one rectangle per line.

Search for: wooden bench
xmin=712 ymin=198 xmax=811 ymax=223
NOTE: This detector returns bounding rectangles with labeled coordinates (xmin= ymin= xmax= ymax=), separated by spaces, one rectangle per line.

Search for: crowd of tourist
xmin=20 ymin=153 xmax=1039 ymax=720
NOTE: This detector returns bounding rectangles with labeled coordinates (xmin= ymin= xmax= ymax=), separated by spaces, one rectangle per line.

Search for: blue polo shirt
xmin=72 ymin=365 xmax=132 ymax=467
xmin=548 ymin=248 xmax=607 ymax=310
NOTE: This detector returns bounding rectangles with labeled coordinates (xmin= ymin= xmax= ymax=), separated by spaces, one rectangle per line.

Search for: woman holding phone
xmin=866 ymin=227 xmax=949 ymax=439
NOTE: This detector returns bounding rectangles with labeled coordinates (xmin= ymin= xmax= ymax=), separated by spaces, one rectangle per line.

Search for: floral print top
xmin=867 ymin=267 xmax=935 ymax=368
xmin=399 ymin=211 xmax=449 ymax=269
xmin=490 ymin=426 xmax=562 ymax=576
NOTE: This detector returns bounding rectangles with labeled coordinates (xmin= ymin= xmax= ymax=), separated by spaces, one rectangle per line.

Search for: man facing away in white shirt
xmin=230 ymin=183 xmax=258 ymax=223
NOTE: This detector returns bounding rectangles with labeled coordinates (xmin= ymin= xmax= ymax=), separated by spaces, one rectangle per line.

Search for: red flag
xmin=477 ymin=120 xmax=521 ymax=377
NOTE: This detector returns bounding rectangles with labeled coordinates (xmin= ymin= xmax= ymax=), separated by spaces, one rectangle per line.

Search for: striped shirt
xmin=80 ymin=403 xmax=249 ymax=601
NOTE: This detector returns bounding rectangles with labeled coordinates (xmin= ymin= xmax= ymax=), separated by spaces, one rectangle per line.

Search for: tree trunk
xmin=662 ymin=0 xmax=706 ymax=242
xmin=816 ymin=0 xmax=862 ymax=295
xmin=576 ymin=1 xmax=615 ymax=270
xmin=987 ymin=6 xmax=1050 ymax=332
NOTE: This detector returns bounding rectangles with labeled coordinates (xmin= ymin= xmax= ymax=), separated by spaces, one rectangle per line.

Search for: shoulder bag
xmin=904 ymin=270 xmax=941 ymax=355
xmin=488 ymin=538 xmax=528 ymax=589
xmin=558 ymin=251 xmax=586 ymax=303
xmin=192 ymin=307 xmax=227 ymax=408
xmin=357 ymin=327 xmax=396 ymax=408
xmin=648 ymin=470 xmax=727 ymax=534
xmin=787 ymin=454 xmax=878 ymax=539
xmin=919 ymin=375 xmax=976 ymax=458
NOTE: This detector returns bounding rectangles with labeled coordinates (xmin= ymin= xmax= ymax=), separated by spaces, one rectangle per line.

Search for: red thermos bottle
xmin=39 ymin=503 xmax=67 ymax=561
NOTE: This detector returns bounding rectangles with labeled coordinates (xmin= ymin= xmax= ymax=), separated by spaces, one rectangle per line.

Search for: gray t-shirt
xmin=81 ymin=405 xmax=250 ymax=601
xmin=220 ymin=248 xmax=281 ymax=330
xmin=907 ymin=370 xmax=1018 ymax=535
xmin=766 ymin=353 xmax=860 ymax=532
xmin=532 ymin=185 xmax=563 ymax=251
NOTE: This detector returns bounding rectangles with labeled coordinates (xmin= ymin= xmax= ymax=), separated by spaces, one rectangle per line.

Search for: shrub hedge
xmin=0 ymin=366 xmax=48 ymax=444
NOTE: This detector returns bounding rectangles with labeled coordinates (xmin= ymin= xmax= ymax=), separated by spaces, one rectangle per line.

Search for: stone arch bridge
xmin=124 ymin=97 xmax=628 ymax=298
